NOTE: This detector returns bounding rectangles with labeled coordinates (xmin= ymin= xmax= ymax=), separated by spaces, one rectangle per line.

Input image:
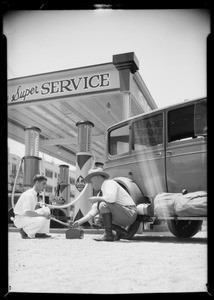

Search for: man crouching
xmin=72 ymin=167 xmax=137 ymax=242
xmin=13 ymin=174 xmax=51 ymax=239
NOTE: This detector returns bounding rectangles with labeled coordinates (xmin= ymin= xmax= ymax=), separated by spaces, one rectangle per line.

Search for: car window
xmin=168 ymin=105 xmax=195 ymax=142
xmin=109 ymin=124 xmax=130 ymax=156
xmin=133 ymin=114 xmax=163 ymax=150
xmin=194 ymin=99 xmax=207 ymax=136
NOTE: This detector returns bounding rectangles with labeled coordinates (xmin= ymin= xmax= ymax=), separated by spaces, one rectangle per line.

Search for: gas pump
xmin=11 ymin=126 xmax=42 ymax=212
xmin=58 ymin=164 xmax=70 ymax=205
xmin=10 ymin=124 xmax=93 ymax=234
xmin=73 ymin=121 xmax=94 ymax=225
xmin=50 ymin=164 xmax=70 ymax=226
xmin=23 ymin=126 xmax=42 ymax=189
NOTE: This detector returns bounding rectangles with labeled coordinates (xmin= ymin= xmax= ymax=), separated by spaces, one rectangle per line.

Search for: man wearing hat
xmin=72 ymin=167 xmax=138 ymax=241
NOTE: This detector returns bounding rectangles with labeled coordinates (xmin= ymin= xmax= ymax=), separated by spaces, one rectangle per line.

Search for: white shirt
xmin=14 ymin=188 xmax=38 ymax=215
xmin=88 ymin=179 xmax=136 ymax=217
xmin=101 ymin=179 xmax=136 ymax=206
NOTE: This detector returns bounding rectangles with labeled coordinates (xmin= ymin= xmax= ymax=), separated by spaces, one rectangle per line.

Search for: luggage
xmin=154 ymin=192 xmax=180 ymax=217
xmin=154 ymin=191 xmax=207 ymax=217
xmin=174 ymin=191 xmax=207 ymax=216
xmin=65 ymin=228 xmax=84 ymax=239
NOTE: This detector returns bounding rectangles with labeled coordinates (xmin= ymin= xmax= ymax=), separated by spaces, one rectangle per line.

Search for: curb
xmin=8 ymin=225 xmax=169 ymax=234
xmin=9 ymin=223 xmax=206 ymax=234
xmin=8 ymin=226 xmax=104 ymax=235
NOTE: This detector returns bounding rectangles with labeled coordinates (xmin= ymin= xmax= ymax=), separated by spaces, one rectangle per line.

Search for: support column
xmin=122 ymin=91 xmax=131 ymax=119
xmin=113 ymin=52 xmax=139 ymax=120
xmin=23 ymin=126 xmax=41 ymax=189
xmin=73 ymin=121 xmax=94 ymax=225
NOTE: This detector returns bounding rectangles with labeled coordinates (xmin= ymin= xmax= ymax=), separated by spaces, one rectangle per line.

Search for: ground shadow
xmin=120 ymin=235 xmax=207 ymax=244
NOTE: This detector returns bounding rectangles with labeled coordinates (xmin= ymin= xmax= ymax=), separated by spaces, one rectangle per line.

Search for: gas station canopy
xmin=8 ymin=52 xmax=157 ymax=166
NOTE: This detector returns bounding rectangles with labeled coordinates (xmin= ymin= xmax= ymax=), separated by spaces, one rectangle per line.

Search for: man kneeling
xmin=13 ymin=174 xmax=51 ymax=239
xmin=72 ymin=167 xmax=137 ymax=242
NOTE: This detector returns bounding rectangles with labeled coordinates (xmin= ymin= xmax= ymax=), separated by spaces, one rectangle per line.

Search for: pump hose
xmin=11 ymin=155 xmax=95 ymax=227
xmin=11 ymin=159 xmax=88 ymax=226
xmin=42 ymin=155 xmax=95 ymax=210
xmin=11 ymin=156 xmax=25 ymax=210
xmin=43 ymin=183 xmax=89 ymax=209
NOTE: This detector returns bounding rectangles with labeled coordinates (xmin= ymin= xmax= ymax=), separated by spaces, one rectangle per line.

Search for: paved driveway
xmin=8 ymin=229 xmax=207 ymax=294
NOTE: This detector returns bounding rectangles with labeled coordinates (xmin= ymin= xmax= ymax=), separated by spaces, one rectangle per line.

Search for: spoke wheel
xmin=166 ymin=220 xmax=203 ymax=238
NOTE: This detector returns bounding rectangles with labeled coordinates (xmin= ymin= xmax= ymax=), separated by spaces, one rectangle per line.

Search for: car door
xmin=131 ymin=111 xmax=167 ymax=197
xmin=165 ymin=100 xmax=207 ymax=193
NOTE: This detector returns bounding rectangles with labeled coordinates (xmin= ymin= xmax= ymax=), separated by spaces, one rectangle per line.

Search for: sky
xmin=4 ymin=9 xmax=210 ymax=166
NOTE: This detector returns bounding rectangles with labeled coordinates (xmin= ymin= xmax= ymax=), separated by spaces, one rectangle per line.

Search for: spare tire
xmin=113 ymin=177 xmax=145 ymax=205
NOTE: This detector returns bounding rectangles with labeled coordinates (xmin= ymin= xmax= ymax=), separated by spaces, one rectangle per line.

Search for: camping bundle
xmin=154 ymin=191 xmax=207 ymax=217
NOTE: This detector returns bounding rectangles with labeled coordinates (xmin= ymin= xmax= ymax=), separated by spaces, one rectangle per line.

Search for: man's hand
xmin=34 ymin=206 xmax=51 ymax=219
xmin=72 ymin=221 xmax=80 ymax=228
xmin=45 ymin=213 xmax=52 ymax=220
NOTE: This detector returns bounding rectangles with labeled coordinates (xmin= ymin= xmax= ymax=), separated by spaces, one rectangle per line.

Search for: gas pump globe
xmin=23 ymin=126 xmax=41 ymax=188
xmin=24 ymin=126 xmax=40 ymax=156
xmin=76 ymin=121 xmax=94 ymax=153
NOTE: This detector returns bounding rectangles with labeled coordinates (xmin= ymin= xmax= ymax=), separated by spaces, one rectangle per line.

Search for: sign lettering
xmin=11 ymin=85 xmax=39 ymax=102
xmin=9 ymin=73 xmax=111 ymax=103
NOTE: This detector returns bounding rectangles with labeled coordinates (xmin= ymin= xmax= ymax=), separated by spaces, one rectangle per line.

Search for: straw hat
xmin=85 ymin=167 xmax=110 ymax=183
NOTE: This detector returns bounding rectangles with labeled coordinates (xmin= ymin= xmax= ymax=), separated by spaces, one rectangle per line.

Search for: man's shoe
xmin=94 ymin=232 xmax=114 ymax=242
xmin=19 ymin=228 xmax=28 ymax=238
xmin=35 ymin=233 xmax=52 ymax=238
xmin=93 ymin=212 xmax=115 ymax=242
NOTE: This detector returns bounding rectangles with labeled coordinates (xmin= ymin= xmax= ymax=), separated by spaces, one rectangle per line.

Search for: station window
xmin=45 ymin=185 xmax=53 ymax=193
xmin=109 ymin=124 xmax=130 ymax=156
xmin=45 ymin=169 xmax=53 ymax=178
xmin=11 ymin=163 xmax=17 ymax=175
xmin=133 ymin=114 xmax=163 ymax=150
xmin=168 ymin=105 xmax=195 ymax=142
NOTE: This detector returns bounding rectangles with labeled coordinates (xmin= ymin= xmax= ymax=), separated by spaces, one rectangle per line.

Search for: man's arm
xmin=72 ymin=212 xmax=92 ymax=227
xmin=88 ymin=196 xmax=106 ymax=204
xmin=72 ymin=204 xmax=98 ymax=227
xmin=24 ymin=210 xmax=51 ymax=219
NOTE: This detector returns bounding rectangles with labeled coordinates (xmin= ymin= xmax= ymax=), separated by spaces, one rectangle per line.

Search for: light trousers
xmin=14 ymin=207 xmax=50 ymax=238
xmin=98 ymin=202 xmax=137 ymax=228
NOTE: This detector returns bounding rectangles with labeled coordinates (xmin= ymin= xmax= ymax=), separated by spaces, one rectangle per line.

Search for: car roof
xmin=107 ymin=97 xmax=206 ymax=131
